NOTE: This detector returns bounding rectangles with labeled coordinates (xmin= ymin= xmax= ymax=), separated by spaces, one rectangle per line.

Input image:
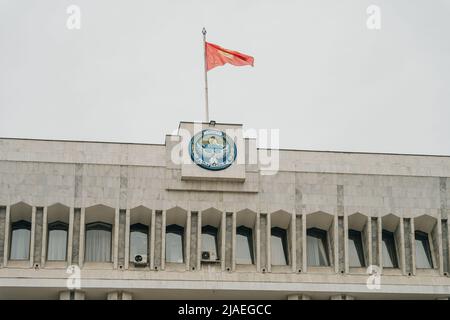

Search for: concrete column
xmin=124 ymin=209 xmax=130 ymax=269
xmin=290 ymin=211 xmax=296 ymax=273
xmin=150 ymin=209 xmax=156 ymax=270
xmin=343 ymin=214 xmax=349 ymax=274
xmin=197 ymin=211 xmax=202 ymax=270
xmin=3 ymin=205 xmax=10 ymax=266
xmin=266 ymin=213 xmax=271 ymax=272
xmin=0 ymin=206 xmax=6 ymax=267
xmin=409 ymin=218 xmax=415 ymax=275
xmin=78 ymin=207 xmax=85 ymax=267
xmin=377 ymin=216 xmax=382 ymax=271
xmin=185 ymin=211 xmax=191 ymax=271
xmin=67 ymin=207 xmax=74 ymax=265
xmin=256 ymin=212 xmax=261 ymax=271
xmin=302 ymin=212 xmax=307 ymax=273
xmin=40 ymin=206 xmax=48 ymax=267
xmin=333 ymin=214 xmax=339 ymax=273
xmin=221 ymin=211 xmax=226 ymax=271
xmin=224 ymin=212 xmax=233 ymax=271
xmin=113 ymin=208 xmax=120 ymax=269
xmin=231 ymin=212 xmax=236 ymax=271
xmin=29 ymin=206 xmax=36 ymax=267
xmin=33 ymin=206 xmax=44 ymax=267
xmin=398 ymin=217 xmax=406 ymax=275
xmin=117 ymin=209 xmax=126 ymax=269
xmin=436 ymin=219 xmax=444 ymax=275
xmin=161 ymin=210 xmax=166 ymax=270
xmin=365 ymin=216 xmax=372 ymax=267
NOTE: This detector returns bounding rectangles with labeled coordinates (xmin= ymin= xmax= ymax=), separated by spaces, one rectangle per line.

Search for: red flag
xmin=205 ymin=42 xmax=254 ymax=71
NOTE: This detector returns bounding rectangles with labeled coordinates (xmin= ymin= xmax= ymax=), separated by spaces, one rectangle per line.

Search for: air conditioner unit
xmin=133 ymin=254 xmax=148 ymax=266
xmin=201 ymin=251 xmax=217 ymax=262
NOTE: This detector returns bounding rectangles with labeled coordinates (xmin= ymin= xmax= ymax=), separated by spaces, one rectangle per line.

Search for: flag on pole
xmin=205 ymin=42 xmax=254 ymax=71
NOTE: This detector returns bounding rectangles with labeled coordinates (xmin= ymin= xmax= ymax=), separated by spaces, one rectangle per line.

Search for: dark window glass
xmin=130 ymin=223 xmax=148 ymax=261
xmin=236 ymin=226 xmax=254 ymax=264
xmin=348 ymin=229 xmax=365 ymax=267
xmin=10 ymin=220 xmax=31 ymax=260
xmin=47 ymin=221 xmax=68 ymax=261
xmin=307 ymin=227 xmax=329 ymax=266
xmin=415 ymin=231 xmax=433 ymax=269
xmin=271 ymin=227 xmax=288 ymax=265
xmin=85 ymin=222 xmax=112 ymax=262
xmin=202 ymin=225 xmax=219 ymax=259
xmin=382 ymin=230 xmax=398 ymax=268
xmin=166 ymin=224 xmax=184 ymax=263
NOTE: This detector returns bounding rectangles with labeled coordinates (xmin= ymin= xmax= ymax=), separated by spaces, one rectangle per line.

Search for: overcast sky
xmin=1 ymin=0 xmax=449 ymax=155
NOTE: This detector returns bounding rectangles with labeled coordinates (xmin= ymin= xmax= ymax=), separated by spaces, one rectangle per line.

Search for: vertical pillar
xmin=3 ymin=206 xmax=10 ymax=266
xmin=185 ymin=211 xmax=191 ymax=271
xmin=161 ymin=210 xmax=166 ymax=270
xmin=231 ymin=212 xmax=236 ymax=271
xmin=67 ymin=207 xmax=74 ymax=265
xmin=71 ymin=208 xmax=81 ymax=266
xmin=117 ymin=209 xmax=126 ymax=269
xmin=290 ymin=211 xmax=297 ymax=273
xmin=295 ymin=213 xmax=303 ymax=273
xmin=40 ymin=206 xmax=48 ymax=266
xmin=220 ymin=211 xmax=226 ymax=271
xmin=113 ymin=208 xmax=120 ymax=269
xmin=124 ymin=209 xmax=130 ymax=269
xmin=150 ymin=209 xmax=156 ymax=270
xmin=0 ymin=206 xmax=6 ymax=267
xmin=256 ymin=212 xmax=261 ymax=271
xmin=302 ymin=212 xmax=307 ymax=273
xmin=224 ymin=212 xmax=233 ymax=271
xmin=30 ymin=206 xmax=36 ymax=267
xmin=78 ymin=207 xmax=85 ymax=267
xmin=33 ymin=207 xmax=44 ymax=267
xmin=266 ymin=213 xmax=271 ymax=272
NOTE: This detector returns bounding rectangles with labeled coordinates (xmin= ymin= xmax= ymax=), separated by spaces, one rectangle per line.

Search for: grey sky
xmin=1 ymin=0 xmax=449 ymax=155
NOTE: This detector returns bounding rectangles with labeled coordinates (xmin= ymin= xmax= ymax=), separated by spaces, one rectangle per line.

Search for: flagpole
xmin=202 ymin=27 xmax=209 ymax=123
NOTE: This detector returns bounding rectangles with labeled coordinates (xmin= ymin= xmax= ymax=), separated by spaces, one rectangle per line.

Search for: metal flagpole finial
xmin=202 ymin=27 xmax=207 ymax=36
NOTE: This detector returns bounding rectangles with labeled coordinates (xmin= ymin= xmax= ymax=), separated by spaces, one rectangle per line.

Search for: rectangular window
xmin=236 ymin=226 xmax=254 ymax=264
xmin=348 ymin=229 xmax=365 ymax=267
xmin=85 ymin=222 xmax=112 ymax=262
xmin=271 ymin=227 xmax=288 ymax=266
xmin=10 ymin=220 xmax=31 ymax=260
xmin=415 ymin=231 xmax=433 ymax=269
xmin=47 ymin=221 xmax=68 ymax=261
xmin=307 ymin=227 xmax=329 ymax=267
xmin=382 ymin=230 xmax=398 ymax=268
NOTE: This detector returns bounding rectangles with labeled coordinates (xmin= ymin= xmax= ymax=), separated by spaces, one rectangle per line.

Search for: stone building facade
xmin=0 ymin=121 xmax=449 ymax=299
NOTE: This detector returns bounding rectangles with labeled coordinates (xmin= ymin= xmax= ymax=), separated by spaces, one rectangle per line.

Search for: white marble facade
xmin=0 ymin=122 xmax=449 ymax=300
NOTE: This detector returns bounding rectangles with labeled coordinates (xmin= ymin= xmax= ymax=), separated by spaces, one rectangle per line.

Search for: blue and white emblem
xmin=189 ymin=129 xmax=237 ymax=171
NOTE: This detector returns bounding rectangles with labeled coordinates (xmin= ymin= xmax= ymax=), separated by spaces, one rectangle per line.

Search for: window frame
xmin=129 ymin=222 xmax=149 ymax=261
xmin=271 ymin=226 xmax=289 ymax=266
xmin=236 ymin=225 xmax=254 ymax=265
xmin=85 ymin=221 xmax=113 ymax=263
xmin=165 ymin=224 xmax=185 ymax=263
xmin=9 ymin=220 xmax=32 ymax=261
xmin=414 ymin=230 xmax=434 ymax=269
xmin=306 ymin=227 xmax=330 ymax=267
xmin=47 ymin=221 xmax=69 ymax=261
xmin=201 ymin=225 xmax=219 ymax=259
xmin=348 ymin=229 xmax=366 ymax=267
xmin=381 ymin=230 xmax=399 ymax=268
